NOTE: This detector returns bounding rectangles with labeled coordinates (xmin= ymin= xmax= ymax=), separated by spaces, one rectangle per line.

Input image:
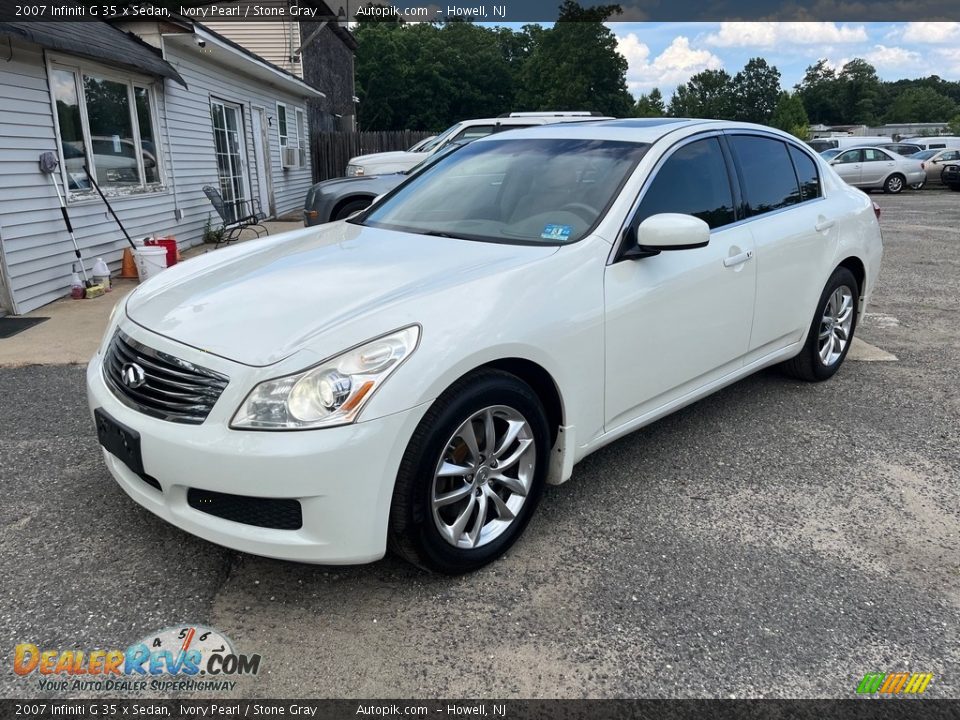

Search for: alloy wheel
xmin=818 ymin=285 xmax=854 ymax=366
xmin=431 ymin=405 xmax=536 ymax=549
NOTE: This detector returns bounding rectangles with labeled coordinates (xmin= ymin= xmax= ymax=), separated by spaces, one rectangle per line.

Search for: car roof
xmin=460 ymin=116 xmax=613 ymax=126
xmin=472 ymin=118 xmax=812 ymax=146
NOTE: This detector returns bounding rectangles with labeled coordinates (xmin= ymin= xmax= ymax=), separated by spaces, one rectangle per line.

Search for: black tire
xmin=883 ymin=174 xmax=905 ymax=194
xmin=333 ymin=198 xmax=372 ymax=221
xmin=388 ymin=369 xmax=550 ymax=574
xmin=781 ymin=266 xmax=859 ymax=382
xmin=950 ymin=185 xmax=960 ymax=192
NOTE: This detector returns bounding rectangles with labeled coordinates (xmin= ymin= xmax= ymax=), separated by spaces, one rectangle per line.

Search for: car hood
xmin=125 ymin=223 xmax=558 ymax=367
xmin=350 ymin=150 xmax=427 ymax=168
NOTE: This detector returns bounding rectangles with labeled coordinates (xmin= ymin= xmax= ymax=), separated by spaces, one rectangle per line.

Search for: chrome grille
xmin=102 ymin=330 xmax=229 ymax=424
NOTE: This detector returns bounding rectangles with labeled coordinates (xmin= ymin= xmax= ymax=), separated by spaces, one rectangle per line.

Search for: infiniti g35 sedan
xmin=88 ymin=118 xmax=882 ymax=574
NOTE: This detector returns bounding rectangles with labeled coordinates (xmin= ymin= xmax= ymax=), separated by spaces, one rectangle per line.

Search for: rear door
xmin=725 ymin=134 xmax=838 ymax=360
xmin=861 ymin=148 xmax=896 ymax=185
xmin=831 ymin=149 xmax=864 ymax=186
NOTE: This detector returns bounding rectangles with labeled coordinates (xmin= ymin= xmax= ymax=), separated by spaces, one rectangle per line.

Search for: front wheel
xmin=883 ymin=174 xmax=905 ymax=194
xmin=388 ymin=370 xmax=550 ymax=573
xmin=909 ymin=181 xmax=925 ymax=190
xmin=781 ymin=266 xmax=859 ymax=382
xmin=333 ymin=198 xmax=372 ymax=221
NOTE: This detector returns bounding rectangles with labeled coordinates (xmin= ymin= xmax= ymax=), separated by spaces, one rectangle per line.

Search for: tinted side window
xmin=729 ymin=135 xmax=802 ymax=217
xmin=635 ymin=137 xmax=735 ymax=230
xmin=788 ymin=146 xmax=821 ymax=201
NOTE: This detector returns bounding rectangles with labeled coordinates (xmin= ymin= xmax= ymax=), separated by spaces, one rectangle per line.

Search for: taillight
xmin=873 ymin=202 xmax=881 ymax=220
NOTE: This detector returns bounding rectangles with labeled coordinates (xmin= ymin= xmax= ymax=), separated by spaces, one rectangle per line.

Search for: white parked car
xmin=88 ymin=119 xmax=883 ymax=573
xmin=827 ymin=146 xmax=925 ymax=193
xmin=344 ymin=112 xmax=605 ymax=176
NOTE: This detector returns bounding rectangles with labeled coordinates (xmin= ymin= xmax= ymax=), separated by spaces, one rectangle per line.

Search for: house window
xmin=49 ymin=61 xmax=163 ymax=195
xmin=296 ymin=108 xmax=306 ymax=165
xmin=277 ymin=103 xmax=288 ymax=147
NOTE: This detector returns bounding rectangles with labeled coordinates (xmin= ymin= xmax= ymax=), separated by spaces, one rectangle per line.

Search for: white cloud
xmin=862 ymin=44 xmax=923 ymax=69
xmin=901 ymin=22 xmax=960 ymax=43
xmin=616 ymin=34 xmax=722 ymax=96
xmin=703 ymin=22 xmax=867 ymax=48
xmin=933 ymin=48 xmax=960 ymax=74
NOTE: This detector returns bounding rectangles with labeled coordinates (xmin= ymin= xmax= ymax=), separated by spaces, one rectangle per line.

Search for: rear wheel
xmin=950 ymin=185 xmax=960 ymax=192
xmin=781 ymin=267 xmax=859 ymax=382
xmin=388 ymin=370 xmax=550 ymax=574
xmin=883 ymin=174 xmax=905 ymax=194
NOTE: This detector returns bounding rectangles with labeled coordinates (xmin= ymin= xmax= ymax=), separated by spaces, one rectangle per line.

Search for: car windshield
xmin=418 ymin=124 xmax=461 ymax=153
xmin=914 ymin=149 xmax=938 ymax=160
xmin=353 ymin=138 xmax=650 ymax=245
xmin=402 ymin=141 xmax=469 ymax=175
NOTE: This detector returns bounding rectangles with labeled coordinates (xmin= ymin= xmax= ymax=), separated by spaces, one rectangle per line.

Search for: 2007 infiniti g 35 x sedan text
xmin=87 ymin=119 xmax=882 ymax=574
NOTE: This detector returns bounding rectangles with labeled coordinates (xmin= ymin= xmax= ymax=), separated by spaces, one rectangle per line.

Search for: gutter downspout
xmin=159 ymin=35 xmax=183 ymax=221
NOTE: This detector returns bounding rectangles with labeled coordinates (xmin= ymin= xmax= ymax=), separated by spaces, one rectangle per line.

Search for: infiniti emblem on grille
xmin=120 ymin=362 xmax=147 ymax=389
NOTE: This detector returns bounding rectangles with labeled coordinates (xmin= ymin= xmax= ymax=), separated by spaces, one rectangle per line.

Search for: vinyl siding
xmin=0 ymin=36 xmax=313 ymax=315
xmin=205 ymin=21 xmax=303 ymax=78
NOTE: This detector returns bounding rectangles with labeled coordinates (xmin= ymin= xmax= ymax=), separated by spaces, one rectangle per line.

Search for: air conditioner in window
xmin=298 ymin=148 xmax=307 ymax=168
xmin=281 ymin=147 xmax=298 ymax=168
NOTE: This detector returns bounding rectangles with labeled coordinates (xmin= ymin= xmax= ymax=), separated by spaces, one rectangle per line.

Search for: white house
xmin=0 ymin=20 xmax=323 ymax=315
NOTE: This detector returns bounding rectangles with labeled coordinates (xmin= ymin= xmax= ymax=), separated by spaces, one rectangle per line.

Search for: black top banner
xmin=2 ymin=0 xmax=960 ymax=23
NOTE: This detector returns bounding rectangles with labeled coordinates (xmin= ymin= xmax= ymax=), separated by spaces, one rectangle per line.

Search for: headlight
xmin=230 ymin=326 xmax=419 ymax=430
xmin=345 ymin=164 xmax=364 ymax=177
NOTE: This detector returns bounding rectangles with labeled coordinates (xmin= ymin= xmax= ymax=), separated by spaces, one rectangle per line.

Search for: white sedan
xmin=827 ymin=146 xmax=925 ymax=193
xmin=87 ymin=119 xmax=882 ymax=574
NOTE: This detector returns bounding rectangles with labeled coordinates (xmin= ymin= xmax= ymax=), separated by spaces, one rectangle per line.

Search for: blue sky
xmin=606 ymin=22 xmax=960 ymax=99
xmin=477 ymin=22 xmax=960 ymax=99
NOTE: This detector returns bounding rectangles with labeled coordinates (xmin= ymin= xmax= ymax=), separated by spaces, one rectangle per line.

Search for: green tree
xmin=884 ymin=87 xmax=958 ymax=123
xmin=795 ymin=59 xmax=841 ymax=125
xmin=668 ymin=69 xmax=735 ymax=119
xmin=633 ymin=88 xmax=665 ymax=117
xmin=517 ymin=2 xmax=634 ymax=117
xmin=732 ymin=58 xmax=782 ymax=124
xmin=770 ymin=92 xmax=809 ymax=140
xmin=838 ymin=59 xmax=882 ymax=125
xmin=950 ymin=114 xmax=960 ymax=135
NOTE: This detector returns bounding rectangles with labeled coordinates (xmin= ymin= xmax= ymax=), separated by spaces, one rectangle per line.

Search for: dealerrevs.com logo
xmin=856 ymin=672 xmax=934 ymax=695
xmin=14 ymin=625 xmax=261 ymax=693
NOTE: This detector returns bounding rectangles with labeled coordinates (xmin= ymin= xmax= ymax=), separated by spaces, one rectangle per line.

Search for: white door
xmin=251 ymin=107 xmax=275 ymax=218
xmin=603 ymin=136 xmax=756 ymax=429
xmin=210 ymin=100 xmax=251 ymax=223
xmin=724 ymin=134 xmax=837 ymax=359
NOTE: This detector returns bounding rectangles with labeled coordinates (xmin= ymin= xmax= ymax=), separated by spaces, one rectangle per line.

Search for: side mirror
xmin=635 ymin=213 xmax=710 ymax=253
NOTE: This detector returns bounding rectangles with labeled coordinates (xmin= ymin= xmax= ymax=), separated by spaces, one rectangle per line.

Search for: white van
xmin=808 ymin=136 xmax=891 ymax=153
xmin=903 ymin=136 xmax=960 ymax=150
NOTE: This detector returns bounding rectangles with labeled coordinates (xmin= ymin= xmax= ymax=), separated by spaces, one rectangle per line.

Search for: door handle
xmin=815 ymin=219 xmax=836 ymax=232
xmin=723 ymin=250 xmax=753 ymax=268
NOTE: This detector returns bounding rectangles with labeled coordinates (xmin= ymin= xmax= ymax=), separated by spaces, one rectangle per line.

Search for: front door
xmin=251 ymin=106 xmax=275 ymax=218
xmin=831 ymin=149 xmax=863 ymax=186
xmin=210 ymin=100 xmax=251 ymax=223
xmin=603 ymin=136 xmax=756 ymax=429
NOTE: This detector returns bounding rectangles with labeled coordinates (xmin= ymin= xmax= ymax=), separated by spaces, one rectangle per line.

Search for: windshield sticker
xmin=541 ymin=224 xmax=572 ymax=241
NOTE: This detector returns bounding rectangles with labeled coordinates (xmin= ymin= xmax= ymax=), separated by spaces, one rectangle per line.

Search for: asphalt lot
xmin=1 ymin=189 xmax=957 ymax=700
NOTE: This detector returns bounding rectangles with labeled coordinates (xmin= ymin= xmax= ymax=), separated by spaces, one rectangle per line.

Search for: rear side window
xmin=453 ymin=125 xmax=495 ymax=142
xmin=635 ymin=137 xmax=735 ymax=230
xmin=729 ymin=135 xmax=800 ymax=217
xmin=788 ymin=146 xmax=821 ymax=201
xmin=864 ymin=148 xmax=890 ymax=162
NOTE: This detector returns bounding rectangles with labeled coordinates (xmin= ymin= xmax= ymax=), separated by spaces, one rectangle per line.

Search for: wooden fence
xmin=310 ymin=130 xmax=434 ymax=183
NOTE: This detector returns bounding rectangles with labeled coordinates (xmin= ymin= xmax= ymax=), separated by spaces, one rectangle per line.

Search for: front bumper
xmin=86 ymin=326 xmax=428 ymax=564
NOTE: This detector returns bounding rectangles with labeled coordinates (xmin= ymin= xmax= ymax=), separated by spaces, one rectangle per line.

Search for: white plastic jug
xmin=133 ymin=246 xmax=168 ymax=281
